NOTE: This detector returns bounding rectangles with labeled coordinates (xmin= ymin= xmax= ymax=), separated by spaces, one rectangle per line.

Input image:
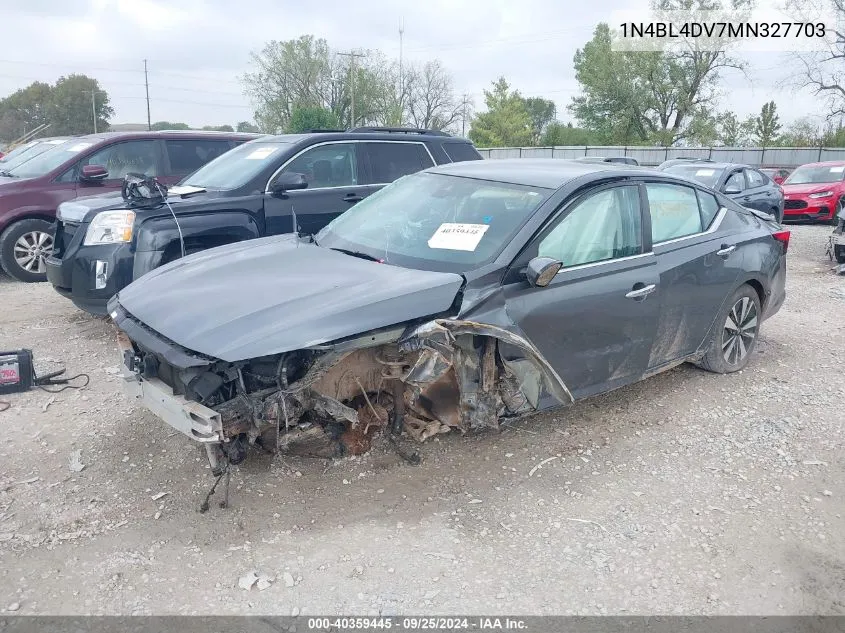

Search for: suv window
xmin=166 ymin=139 xmax=231 ymax=176
xmin=724 ymin=170 xmax=745 ymax=192
xmin=647 ymin=183 xmax=703 ymax=243
xmin=443 ymin=142 xmax=482 ymax=163
xmin=280 ymin=142 xmax=357 ymax=188
xmin=364 ymin=142 xmax=434 ymax=183
xmin=79 ymin=140 xmax=160 ymax=181
xmin=745 ymin=168 xmax=766 ymax=188
xmin=539 ymin=185 xmax=642 ymax=268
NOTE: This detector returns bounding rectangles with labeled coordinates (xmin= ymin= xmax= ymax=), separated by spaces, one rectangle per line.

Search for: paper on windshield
xmin=67 ymin=143 xmax=92 ymax=153
xmin=47 ymin=139 xmax=66 ymax=144
xmin=830 ymin=166 xmax=845 ymax=173
xmin=428 ymin=223 xmax=489 ymax=251
xmin=695 ymin=168 xmax=716 ymax=176
xmin=245 ymin=147 xmax=277 ymax=160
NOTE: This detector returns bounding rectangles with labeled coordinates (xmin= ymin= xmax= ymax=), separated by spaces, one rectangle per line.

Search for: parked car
xmin=656 ymin=157 xmax=713 ymax=169
xmin=830 ymin=212 xmax=845 ymax=263
xmin=760 ymin=167 xmax=791 ymax=185
xmin=659 ymin=161 xmax=784 ymax=222
xmin=0 ymin=137 xmax=71 ymax=169
xmin=47 ymin=128 xmax=483 ymax=314
xmin=109 ymin=159 xmax=788 ymax=474
xmin=779 ymin=161 xmax=845 ymax=224
xmin=575 ymin=156 xmax=639 ymax=165
xmin=0 ymin=130 xmax=259 ymax=282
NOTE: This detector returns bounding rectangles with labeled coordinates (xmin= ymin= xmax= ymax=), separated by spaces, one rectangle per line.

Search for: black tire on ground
xmin=0 ymin=218 xmax=54 ymax=283
xmin=697 ymin=284 xmax=762 ymax=374
xmin=833 ymin=198 xmax=845 ymax=226
xmin=835 ymin=245 xmax=845 ymax=264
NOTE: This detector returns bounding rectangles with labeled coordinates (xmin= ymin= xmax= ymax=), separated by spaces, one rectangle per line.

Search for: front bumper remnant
xmin=117 ymin=332 xmax=222 ymax=442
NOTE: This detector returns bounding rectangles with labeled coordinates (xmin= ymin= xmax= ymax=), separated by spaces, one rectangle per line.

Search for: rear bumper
xmin=117 ymin=331 xmax=222 ymax=443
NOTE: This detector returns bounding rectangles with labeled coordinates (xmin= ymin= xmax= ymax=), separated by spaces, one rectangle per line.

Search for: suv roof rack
xmin=349 ymin=126 xmax=452 ymax=137
xmin=306 ymin=128 xmax=347 ymax=133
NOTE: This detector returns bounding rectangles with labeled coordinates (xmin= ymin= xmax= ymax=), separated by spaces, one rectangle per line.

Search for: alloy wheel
xmin=722 ymin=296 xmax=758 ymax=366
xmin=13 ymin=230 xmax=53 ymax=274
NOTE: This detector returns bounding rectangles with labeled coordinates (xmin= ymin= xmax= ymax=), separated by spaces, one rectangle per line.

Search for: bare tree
xmin=405 ymin=61 xmax=462 ymax=132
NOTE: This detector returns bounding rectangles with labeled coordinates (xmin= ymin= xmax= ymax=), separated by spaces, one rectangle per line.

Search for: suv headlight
xmin=809 ymin=190 xmax=834 ymax=199
xmin=84 ymin=210 xmax=136 ymax=245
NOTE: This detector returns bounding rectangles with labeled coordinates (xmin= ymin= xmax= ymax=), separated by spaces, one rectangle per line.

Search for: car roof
xmin=427 ymin=158 xmax=651 ymax=188
xmin=796 ymin=160 xmax=845 ymax=167
xmin=664 ymin=161 xmax=749 ymax=170
xmin=66 ymin=130 xmax=262 ymax=144
xmin=253 ymin=131 xmax=474 ymax=145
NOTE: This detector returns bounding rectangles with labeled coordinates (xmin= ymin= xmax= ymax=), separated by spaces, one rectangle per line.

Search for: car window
xmin=166 ymin=139 xmax=231 ymax=177
xmin=697 ymin=190 xmax=720 ymax=228
xmin=745 ymin=169 xmax=766 ymax=188
xmin=280 ymin=143 xmax=357 ymax=188
xmin=81 ymin=140 xmax=160 ymax=180
xmin=538 ymin=186 xmax=642 ymax=268
xmin=647 ymin=183 xmax=704 ymax=243
xmin=724 ymin=171 xmax=745 ymax=192
xmin=662 ymin=164 xmax=722 ymax=188
xmin=364 ymin=142 xmax=434 ymax=183
xmin=443 ymin=142 xmax=482 ymax=162
xmin=7 ymin=140 xmax=96 ymax=179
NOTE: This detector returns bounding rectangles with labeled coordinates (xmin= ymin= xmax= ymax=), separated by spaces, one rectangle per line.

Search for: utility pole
xmin=91 ymin=88 xmax=97 ymax=134
xmin=144 ymin=59 xmax=151 ymax=131
xmin=337 ymin=51 xmax=365 ymax=128
xmin=398 ymin=18 xmax=404 ymax=117
xmin=461 ymin=94 xmax=470 ymax=137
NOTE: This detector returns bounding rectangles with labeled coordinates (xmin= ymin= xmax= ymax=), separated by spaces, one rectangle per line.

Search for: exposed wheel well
xmin=744 ymin=279 xmax=765 ymax=308
xmin=1 ymin=213 xmax=56 ymax=235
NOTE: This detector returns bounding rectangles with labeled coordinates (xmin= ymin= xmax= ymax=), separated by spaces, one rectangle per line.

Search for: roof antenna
xmin=291 ymin=204 xmax=299 ymax=247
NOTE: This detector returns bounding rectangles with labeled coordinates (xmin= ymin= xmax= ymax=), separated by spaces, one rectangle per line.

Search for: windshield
xmin=663 ymin=164 xmax=724 ymax=188
xmin=0 ymin=139 xmax=68 ymax=172
xmin=182 ymin=141 xmax=290 ymax=189
xmin=784 ymin=164 xmax=845 ymax=185
xmin=315 ymin=171 xmax=552 ymax=273
xmin=6 ymin=139 xmax=94 ymax=178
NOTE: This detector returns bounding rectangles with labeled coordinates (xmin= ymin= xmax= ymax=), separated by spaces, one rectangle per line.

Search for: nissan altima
xmin=109 ymin=159 xmax=788 ymax=475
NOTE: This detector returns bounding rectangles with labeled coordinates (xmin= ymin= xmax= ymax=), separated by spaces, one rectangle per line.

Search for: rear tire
xmin=835 ymin=245 xmax=845 ymax=264
xmin=698 ymin=285 xmax=762 ymax=374
xmin=0 ymin=218 xmax=54 ymax=283
xmin=832 ymin=198 xmax=844 ymax=226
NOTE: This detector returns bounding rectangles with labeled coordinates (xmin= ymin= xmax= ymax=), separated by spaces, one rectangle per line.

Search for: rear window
xmin=166 ymin=139 xmax=233 ymax=177
xmin=444 ymin=142 xmax=482 ymax=163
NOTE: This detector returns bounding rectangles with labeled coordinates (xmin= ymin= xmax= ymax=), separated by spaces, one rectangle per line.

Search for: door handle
xmin=625 ymin=283 xmax=657 ymax=300
xmin=716 ymin=244 xmax=736 ymax=258
xmin=343 ymin=193 xmax=363 ymax=203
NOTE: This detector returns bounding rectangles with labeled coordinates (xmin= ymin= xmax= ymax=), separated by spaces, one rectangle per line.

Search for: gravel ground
xmin=0 ymin=224 xmax=842 ymax=616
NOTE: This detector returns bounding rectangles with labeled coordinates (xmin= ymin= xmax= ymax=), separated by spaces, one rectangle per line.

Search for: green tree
xmin=540 ymin=121 xmax=601 ymax=145
xmin=47 ymin=74 xmax=113 ymax=135
xmin=236 ymin=121 xmax=261 ymax=133
xmin=151 ymin=121 xmax=191 ymax=130
xmin=0 ymin=81 xmax=52 ymax=141
xmin=716 ymin=112 xmax=749 ymax=146
xmin=523 ymin=97 xmax=556 ymax=145
xmin=286 ymin=106 xmax=340 ymax=133
xmin=468 ymin=77 xmax=531 ymax=147
xmin=778 ymin=117 xmax=821 ymax=147
xmin=201 ymin=124 xmax=235 ymax=132
xmin=751 ymin=101 xmax=781 ymax=146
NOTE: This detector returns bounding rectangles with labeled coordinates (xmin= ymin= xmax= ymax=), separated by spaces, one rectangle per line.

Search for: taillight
xmin=772 ymin=229 xmax=790 ymax=253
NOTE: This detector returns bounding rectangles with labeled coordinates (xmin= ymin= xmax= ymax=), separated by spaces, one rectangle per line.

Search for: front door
xmin=502 ymin=184 xmax=660 ymax=399
xmin=73 ymin=139 xmax=165 ymax=195
xmin=263 ymin=142 xmax=375 ymax=236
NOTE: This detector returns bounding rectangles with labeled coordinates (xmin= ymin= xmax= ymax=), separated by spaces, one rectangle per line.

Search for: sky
xmin=0 ymin=0 xmax=831 ymax=132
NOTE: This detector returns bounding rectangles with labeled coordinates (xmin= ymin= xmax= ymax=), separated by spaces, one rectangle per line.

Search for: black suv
xmin=46 ymin=127 xmax=482 ymax=314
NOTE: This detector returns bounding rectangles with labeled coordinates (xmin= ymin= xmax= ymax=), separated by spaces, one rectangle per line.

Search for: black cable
xmin=36 ymin=373 xmax=90 ymax=393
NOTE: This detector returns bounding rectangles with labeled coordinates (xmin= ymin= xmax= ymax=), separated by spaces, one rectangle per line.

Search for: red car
xmin=760 ymin=167 xmax=790 ymax=185
xmin=0 ymin=130 xmax=259 ymax=282
xmin=781 ymin=161 xmax=845 ymax=224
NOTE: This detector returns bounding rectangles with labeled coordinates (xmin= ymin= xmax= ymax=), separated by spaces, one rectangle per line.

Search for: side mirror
xmin=525 ymin=256 xmax=562 ymax=287
xmin=80 ymin=164 xmax=109 ymax=183
xmin=270 ymin=171 xmax=308 ymax=194
xmin=723 ymin=183 xmax=742 ymax=195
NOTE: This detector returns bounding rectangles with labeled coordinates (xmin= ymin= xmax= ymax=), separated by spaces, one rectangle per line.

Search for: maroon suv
xmin=0 ymin=130 xmax=260 ymax=282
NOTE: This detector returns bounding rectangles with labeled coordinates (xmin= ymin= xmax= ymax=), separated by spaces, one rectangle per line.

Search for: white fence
xmin=475 ymin=145 xmax=845 ymax=168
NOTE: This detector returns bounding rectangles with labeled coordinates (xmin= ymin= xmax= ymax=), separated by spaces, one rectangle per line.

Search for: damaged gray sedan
xmin=109 ymin=159 xmax=788 ymax=475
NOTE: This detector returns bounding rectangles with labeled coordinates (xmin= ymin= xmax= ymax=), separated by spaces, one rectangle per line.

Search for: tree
xmin=540 ymin=121 xmax=601 ymax=145
xmin=286 ymin=106 xmax=340 ymax=133
xmin=0 ymin=81 xmax=52 ymax=141
xmin=47 ymin=74 xmax=113 ymax=135
xmin=570 ymin=0 xmax=747 ymax=146
xmin=201 ymin=124 xmax=235 ymax=132
xmin=716 ymin=111 xmax=750 ymax=146
xmin=523 ymin=97 xmax=556 ymax=145
xmin=750 ymin=101 xmax=782 ymax=146
xmin=236 ymin=121 xmax=261 ymax=133
xmin=405 ymin=60 xmax=462 ymax=131
xmin=151 ymin=121 xmax=191 ymax=130
xmin=468 ymin=77 xmax=532 ymax=147
xmin=778 ymin=117 xmax=822 ymax=147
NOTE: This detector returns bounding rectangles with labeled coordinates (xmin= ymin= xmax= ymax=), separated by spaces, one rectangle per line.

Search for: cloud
xmin=0 ymin=0 xmax=828 ymax=131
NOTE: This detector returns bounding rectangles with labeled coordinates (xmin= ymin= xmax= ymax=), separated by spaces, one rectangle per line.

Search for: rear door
xmin=740 ymin=168 xmax=777 ymax=216
xmin=361 ymin=140 xmax=436 ymax=182
xmin=263 ymin=141 xmax=368 ymax=236
xmin=644 ymin=182 xmax=744 ymax=368
xmin=502 ymin=183 xmax=660 ymax=399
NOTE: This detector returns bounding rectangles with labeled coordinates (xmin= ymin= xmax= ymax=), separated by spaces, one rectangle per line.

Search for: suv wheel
xmin=0 ymin=218 xmax=55 ymax=282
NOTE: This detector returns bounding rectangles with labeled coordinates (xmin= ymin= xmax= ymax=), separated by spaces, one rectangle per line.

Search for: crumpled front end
xmin=115 ymin=308 xmax=572 ymax=471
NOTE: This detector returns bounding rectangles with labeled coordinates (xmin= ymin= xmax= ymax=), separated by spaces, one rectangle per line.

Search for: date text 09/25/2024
xmin=306 ymin=617 xmax=528 ymax=630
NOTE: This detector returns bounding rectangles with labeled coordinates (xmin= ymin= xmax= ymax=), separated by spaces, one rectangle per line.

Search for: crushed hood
xmin=114 ymin=235 xmax=464 ymax=361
